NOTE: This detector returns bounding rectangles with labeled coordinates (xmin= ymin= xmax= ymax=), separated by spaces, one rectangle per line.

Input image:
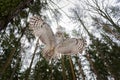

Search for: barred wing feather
xmin=29 ymin=16 xmax=56 ymax=47
xmin=29 ymin=16 xmax=56 ymax=59
xmin=55 ymin=38 xmax=86 ymax=55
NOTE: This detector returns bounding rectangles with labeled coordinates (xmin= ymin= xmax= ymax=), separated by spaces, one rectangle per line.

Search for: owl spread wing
xmin=55 ymin=38 xmax=86 ymax=55
xmin=29 ymin=16 xmax=56 ymax=59
xmin=29 ymin=16 xmax=56 ymax=47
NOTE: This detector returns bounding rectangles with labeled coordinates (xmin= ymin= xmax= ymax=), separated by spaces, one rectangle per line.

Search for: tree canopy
xmin=0 ymin=0 xmax=120 ymax=80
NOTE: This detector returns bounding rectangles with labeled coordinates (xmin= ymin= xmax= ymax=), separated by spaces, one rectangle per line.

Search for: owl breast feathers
xmin=29 ymin=16 xmax=86 ymax=60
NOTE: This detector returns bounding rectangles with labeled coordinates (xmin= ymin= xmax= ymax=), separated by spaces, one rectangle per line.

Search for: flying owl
xmin=29 ymin=16 xmax=86 ymax=60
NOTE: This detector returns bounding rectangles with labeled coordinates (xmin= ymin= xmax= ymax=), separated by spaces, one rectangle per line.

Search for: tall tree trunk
xmin=68 ymin=56 xmax=76 ymax=80
xmin=85 ymin=53 xmax=101 ymax=80
xmin=0 ymin=48 xmax=16 ymax=76
xmin=25 ymin=38 xmax=39 ymax=80
xmin=61 ymin=56 xmax=67 ymax=80
xmin=9 ymin=54 xmax=21 ymax=80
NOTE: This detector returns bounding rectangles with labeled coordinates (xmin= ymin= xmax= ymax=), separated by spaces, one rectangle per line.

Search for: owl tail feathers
xmin=42 ymin=48 xmax=55 ymax=61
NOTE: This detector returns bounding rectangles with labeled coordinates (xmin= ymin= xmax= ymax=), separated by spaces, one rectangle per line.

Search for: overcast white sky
xmin=47 ymin=0 xmax=116 ymax=32
xmin=46 ymin=0 xmax=77 ymax=32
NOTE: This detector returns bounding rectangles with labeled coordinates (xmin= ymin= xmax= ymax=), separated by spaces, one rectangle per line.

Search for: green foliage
xmin=29 ymin=0 xmax=47 ymax=15
xmin=87 ymin=36 xmax=120 ymax=79
xmin=0 ymin=0 xmax=28 ymax=79
xmin=0 ymin=0 xmax=21 ymax=18
xmin=0 ymin=0 xmax=48 ymax=79
xmin=31 ymin=56 xmax=68 ymax=80
xmin=23 ymin=55 xmax=81 ymax=80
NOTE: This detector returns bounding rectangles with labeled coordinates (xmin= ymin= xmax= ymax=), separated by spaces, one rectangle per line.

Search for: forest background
xmin=0 ymin=0 xmax=120 ymax=80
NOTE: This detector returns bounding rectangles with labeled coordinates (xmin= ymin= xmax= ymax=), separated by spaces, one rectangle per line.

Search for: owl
xmin=29 ymin=16 xmax=86 ymax=60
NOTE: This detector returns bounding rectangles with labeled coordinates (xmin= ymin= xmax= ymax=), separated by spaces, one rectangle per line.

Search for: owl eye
xmin=40 ymin=22 xmax=45 ymax=28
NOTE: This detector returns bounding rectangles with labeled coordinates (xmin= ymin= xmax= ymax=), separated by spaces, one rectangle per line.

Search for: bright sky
xmin=48 ymin=0 xmax=116 ymax=33
xmin=45 ymin=0 xmax=79 ymax=33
